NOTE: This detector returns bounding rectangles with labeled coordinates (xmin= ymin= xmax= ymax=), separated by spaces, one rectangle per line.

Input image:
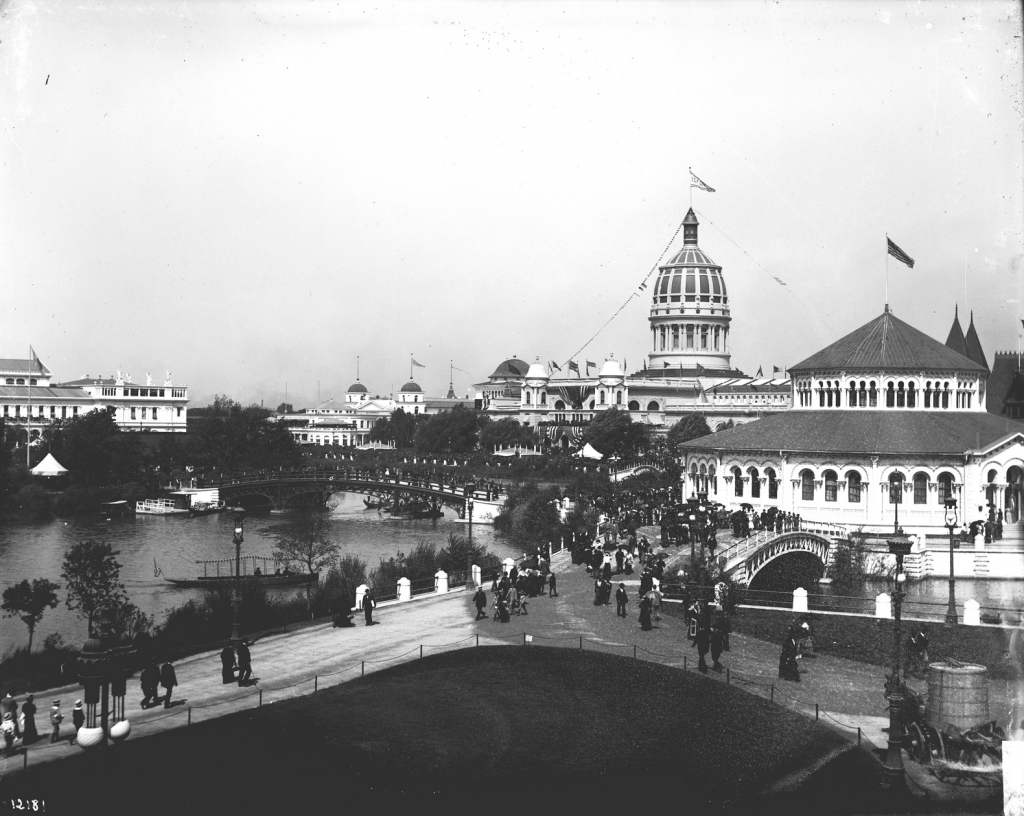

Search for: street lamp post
xmin=229 ymin=510 xmax=245 ymax=645
xmin=881 ymin=532 xmax=913 ymax=793
xmin=944 ymin=497 xmax=958 ymax=626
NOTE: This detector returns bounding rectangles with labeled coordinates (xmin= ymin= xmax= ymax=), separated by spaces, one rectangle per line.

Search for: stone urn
xmin=75 ymin=726 xmax=104 ymax=749
xmin=109 ymin=719 xmax=131 ymax=743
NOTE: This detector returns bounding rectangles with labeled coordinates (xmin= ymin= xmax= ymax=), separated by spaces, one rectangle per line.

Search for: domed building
xmin=473 ymin=209 xmax=792 ymax=442
xmin=398 ymin=378 xmax=424 ymax=414
xmin=679 ymin=305 xmax=1024 ymax=576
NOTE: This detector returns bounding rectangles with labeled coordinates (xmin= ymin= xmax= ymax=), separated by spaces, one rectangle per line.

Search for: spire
xmin=963 ymin=310 xmax=989 ymax=371
xmin=944 ymin=306 xmax=967 ymax=358
xmin=682 ymin=207 xmax=699 ymax=246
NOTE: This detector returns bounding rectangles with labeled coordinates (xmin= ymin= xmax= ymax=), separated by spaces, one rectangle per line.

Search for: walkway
xmin=0 ymin=550 xmax=1008 ymax=806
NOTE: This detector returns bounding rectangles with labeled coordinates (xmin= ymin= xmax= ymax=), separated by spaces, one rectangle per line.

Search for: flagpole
xmin=885 ymin=235 xmax=889 ymax=308
xmin=689 ymin=167 xmax=693 ymax=209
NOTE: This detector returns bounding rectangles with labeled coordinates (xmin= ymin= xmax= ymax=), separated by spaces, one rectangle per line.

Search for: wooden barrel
xmin=925 ymin=662 xmax=989 ymax=731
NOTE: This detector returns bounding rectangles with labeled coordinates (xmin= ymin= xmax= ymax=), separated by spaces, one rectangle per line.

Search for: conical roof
xmin=964 ymin=312 xmax=989 ymax=371
xmin=945 ymin=306 xmax=967 ymax=358
xmin=790 ymin=308 xmax=987 ymax=374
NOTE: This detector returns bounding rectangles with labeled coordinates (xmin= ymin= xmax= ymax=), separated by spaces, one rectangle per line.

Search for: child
xmin=50 ymin=700 xmax=63 ymax=743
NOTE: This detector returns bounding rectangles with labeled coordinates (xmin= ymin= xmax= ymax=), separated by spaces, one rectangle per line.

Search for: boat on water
xmin=164 ymin=571 xmax=319 ymax=589
xmin=98 ymin=500 xmax=131 ymax=520
xmin=396 ymin=502 xmax=443 ymax=520
xmin=190 ymin=500 xmax=228 ymax=516
xmin=136 ymin=498 xmax=190 ymax=515
xmin=160 ymin=554 xmax=319 ymax=588
xmin=363 ymin=497 xmax=390 ymax=510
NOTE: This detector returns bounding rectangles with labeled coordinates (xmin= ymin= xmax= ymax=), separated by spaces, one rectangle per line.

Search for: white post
xmin=471 ymin=564 xmax=482 ymax=587
xmin=964 ymin=599 xmax=981 ymax=626
xmin=355 ymin=583 xmax=369 ymax=612
xmin=435 ymin=569 xmax=448 ymax=594
xmin=398 ymin=577 xmax=411 ymax=602
xmin=875 ymin=592 xmax=891 ymax=619
xmin=792 ymin=587 xmax=808 ymax=612
xmin=974 ymin=532 xmax=986 ymax=551
xmin=502 ymin=557 xmax=515 ymax=574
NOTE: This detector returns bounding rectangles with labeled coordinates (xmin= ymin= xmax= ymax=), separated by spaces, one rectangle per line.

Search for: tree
xmin=61 ymin=540 xmax=129 ymax=636
xmin=370 ymin=409 xmax=419 ymax=448
xmin=581 ymin=408 xmax=650 ymax=459
xmin=479 ymin=417 xmax=537 ymax=452
xmin=413 ymin=404 xmax=479 ymax=454
xmin=186 ymin=397 xmax=301 ymax=474
xmin=43 ymin=407 xmax=147 ymax=487
xmin=666 ymin=413 xmax=712 ymax=455
xmin=273 ymin=508 xmax=341 ymax=606
xmin=1 ymin=578 xmax=60 ymax=650
xmin=508 ymin=488 xmax=565 ymax=549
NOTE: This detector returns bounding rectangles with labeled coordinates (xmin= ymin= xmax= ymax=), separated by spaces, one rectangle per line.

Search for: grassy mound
xmin=6 ymin=647 xmax=861 ymax=813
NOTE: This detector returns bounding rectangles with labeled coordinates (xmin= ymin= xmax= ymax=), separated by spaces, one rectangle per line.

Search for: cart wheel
xmin=909 ymin=723 xmax=929 ymax=763
xmin=927 ymin=728 xmax=946 ymax=762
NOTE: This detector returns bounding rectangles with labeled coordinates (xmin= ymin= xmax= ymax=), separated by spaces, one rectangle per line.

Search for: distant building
xmin=472 ymin=209 xmax=792 ymax=447
xmin=57 ymin=371 xmax=189 ymax=432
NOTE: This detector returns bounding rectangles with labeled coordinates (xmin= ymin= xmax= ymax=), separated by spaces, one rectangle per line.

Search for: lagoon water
xmin=0 ymin=491 xmax=519 ymax=650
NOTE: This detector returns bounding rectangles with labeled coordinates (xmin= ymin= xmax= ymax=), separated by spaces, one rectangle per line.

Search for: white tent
xmin=573 ymin=443 xmax=603 ymax=460
xmin=31 ymin=453 xmax=69 ymax=476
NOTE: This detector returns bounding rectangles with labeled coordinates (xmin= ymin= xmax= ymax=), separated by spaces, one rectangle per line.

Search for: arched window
xmin=846 ymin=471 xmax=862 ymax=503
xmin=554 ymin=400 xmax=566 ymax=410
xmin=765 ymin=467 xmax=778 ymax=499
xmin=616 ymin=390 xmax=622 ymax=405
xmin=646 ymin=401 xmax=659 ymax=411
xmin=848 ymin=381 xmax=857 ymax=406
xmin=896 ymin=382 xmax=906 ymax=408
xmin=907 ymin=382 xmax=916 ymax=408
xmin=732 ymin=466 xmax=743 ymax=497
xmin=818 ymin=382 xmax=825 ymax=407
xmin=886 ymin=382 xmax=896 ymax=408
xmin=937 ymin=472 xmax=954 ymax=505
xmin=869 ymin=381 xmax=878 ymax=407
xmin=801 ymin=469 xmax=815 ymax=501
xmin=628 ymin=400 xmax=640 ymax=411
xmin=690 ymin=464 xmax=699 ymax=490
xmin=824 ymin=470 xmax=838 ymax=502
xmin=859 ymin=381 xmax=867 ymax=407
xmin=4 ymin=378 xmax=11 ymax=385
xmin=709 ymin=464 xmax=717 ymax=492
xmin=540 ymin=393 xmax=547 ymax=406
xmin=913 ymin=472 xmax=928 ymax=504
xmin=748 ymin=466 xmax=760 ymax=498
xmin=699 ymin=464 xmax=708 ymax=493
xmin=15 ymin=378 xmax=24 ymax=386
xmin=942 ymin=383 xmax=949 ymax=409
xmin=525 ymin=391 xmax=532 ymax=405
xmin=888 ymin=472 xmax=904 ymax=504
xmin=599 ymin=391 xmax=606 ymax=405
xmin=924 ymin=381 xmax=932 ymax=408
xmin=588 ymin=400 xmax=595 ymax=410
xmin=825 ymin=382 xmax=833 ymax=408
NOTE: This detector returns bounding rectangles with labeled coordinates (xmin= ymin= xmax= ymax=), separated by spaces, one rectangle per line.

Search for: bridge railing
xmin=717 ymin=518 xmax=849 ymax=571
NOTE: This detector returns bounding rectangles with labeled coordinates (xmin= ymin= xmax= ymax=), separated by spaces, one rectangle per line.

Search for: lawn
xmin=2 ymin=647 xmax=870 ymax=814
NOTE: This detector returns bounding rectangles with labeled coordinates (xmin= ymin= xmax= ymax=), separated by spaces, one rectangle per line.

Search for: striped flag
xmin=690 ymin=169 xmax=716 ymax=193
xmin=887 ymin=237 xmax=915 ymax=268
xmin=568 ymin=361 xmax=579 ymax=374
xmin=585 ymin=361 xmax=596 ymax=374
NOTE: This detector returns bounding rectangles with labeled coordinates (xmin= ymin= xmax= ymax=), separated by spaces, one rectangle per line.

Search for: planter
xmin=109 ymin=719 xmax=131 ymax=742
xmin=75 ymin=726 xmax=104 ymax=749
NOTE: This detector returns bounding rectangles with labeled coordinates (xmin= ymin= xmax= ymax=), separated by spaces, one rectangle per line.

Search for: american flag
xmin=887 ymin=237 xmax=915 ymax=268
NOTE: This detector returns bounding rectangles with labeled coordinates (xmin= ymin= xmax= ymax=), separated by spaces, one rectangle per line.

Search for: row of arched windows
xmin=721 ymin=467 xmax=957 ymax=505
xmin=653 ymin=324 xmax=724 ymax=352
xmin=796 ymin=377 xmax=966 ymax=409
xmin=3 ymin=378 xmax=36 ymax=386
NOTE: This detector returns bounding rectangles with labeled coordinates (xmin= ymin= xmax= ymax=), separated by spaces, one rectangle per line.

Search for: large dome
xmin=400 ymin=381 xmax=422 ymax=393
xmin=652 ymin=251 xmax=727 ymax=307
xmin=347 ymin=382 xmax=368 ymax=393
xmin=489 ymin=358 xmax=529 ymax=379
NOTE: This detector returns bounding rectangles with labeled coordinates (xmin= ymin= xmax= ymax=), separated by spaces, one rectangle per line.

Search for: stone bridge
xmin=716 ymin=520 xmax=848 ymax=586
xmin=207 ymin=468 xmax=507 ymax=522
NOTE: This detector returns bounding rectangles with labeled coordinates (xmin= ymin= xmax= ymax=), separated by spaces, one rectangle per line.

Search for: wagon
xmin=901 ymin=661 xmax=1003 ymax=786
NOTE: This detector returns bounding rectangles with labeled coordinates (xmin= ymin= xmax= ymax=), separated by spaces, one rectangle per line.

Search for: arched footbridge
xmin=716 ymin=520 xmax=849 ymax=586
xmin=207 ymin=468 xmax=508 ymax=520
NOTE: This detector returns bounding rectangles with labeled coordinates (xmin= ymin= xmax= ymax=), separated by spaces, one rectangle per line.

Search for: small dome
xmin=599 ymin=358 xmax=624 ymax=378
xmin=489 ymin=358 xmax=529 ymax=379
xmin=347 ymin=382 xmax=368 ymax=393
xmin=400 ymin=381 xmax=422 ymax=393
xmin=526 ymin=360 xmax=548 ymax=380
xmin=81 ymin=636 xmax=105 ymax=654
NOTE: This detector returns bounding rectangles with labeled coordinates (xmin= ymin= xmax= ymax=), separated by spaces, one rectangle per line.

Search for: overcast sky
xmin=2 ymin=1 xmax=1021 ymax=409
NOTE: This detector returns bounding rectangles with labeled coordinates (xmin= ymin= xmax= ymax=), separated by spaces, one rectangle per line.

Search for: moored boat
xmin=164 ymin=572 xmax=319 ymax=589
xmin=136 ymin=498 xmax=190 ymax=515
xmin=189 ymin=500 xmax=228 ymax=516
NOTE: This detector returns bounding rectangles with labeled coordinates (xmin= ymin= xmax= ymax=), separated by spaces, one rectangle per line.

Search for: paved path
xmin=0 ymin=549 xmax=1009 ymax=805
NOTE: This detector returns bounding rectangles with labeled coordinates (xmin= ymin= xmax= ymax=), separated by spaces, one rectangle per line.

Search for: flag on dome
xmin=887 ymin=237 xmax=915 ymax=268
xmin=412 ymin=358 xmax=426 ymax=368
xmin=689 ymin=169 xmax=716 ymax=193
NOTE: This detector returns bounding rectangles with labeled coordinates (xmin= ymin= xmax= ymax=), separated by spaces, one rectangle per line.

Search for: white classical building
xmin=58 ymin=371 xmax=189 ymax=432
xmin=680 ymin=306 xmax=1024 ymax=574
xmin=473 ymin=209 xmax=792 ymax=446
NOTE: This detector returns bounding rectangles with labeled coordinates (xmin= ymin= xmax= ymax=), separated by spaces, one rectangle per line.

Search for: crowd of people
xmin=482 ymin=554 xmax=555 ymax=623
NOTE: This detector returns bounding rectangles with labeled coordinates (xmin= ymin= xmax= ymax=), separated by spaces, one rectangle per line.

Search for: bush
xmin=7 ymin=484 xmax=53 ymax=521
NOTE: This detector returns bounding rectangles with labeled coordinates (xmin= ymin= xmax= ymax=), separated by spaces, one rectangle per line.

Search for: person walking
xmin=71 ymin=700 xmax=84 ymax=742
xmin=160 ymin=660 xmax=178 ymax=708
xmin=237 ymin=640 xmax=253 ymax=687
xmin=710 ymin=627 xmax=725 ymax=673
xmin=694 ymin=626 xmax=711 ymax=673
xmin=615 ymin=584 xmax=628 ymax=618
xmin=0 ymin=694 xmax=18 ymax=741
xmin=779 ymin=633 xmax=800 ymax=682
xmin=362 ymin=589 xmax=376 ymax=626
xmin=1 ymin=713 xmax=14 ymax=757
xmin=615 ymin=548 xmax=625 ymax=575
xmin=638 ymin=595 xmax=653 ymax=631
xmin=473 ymin=587 xmax=488 ymax=620
xmin=548 ymin=571 xmax=558 ymax=597
xmin=49 ymin=700 xmax=63 ymax=743
xmin=140 ymin=660 xmax=160 ymax=708
xmin=20 ymin=694 xmax=37 ymax=744
xmin=220 ymin=644 xmax=237 ymax=685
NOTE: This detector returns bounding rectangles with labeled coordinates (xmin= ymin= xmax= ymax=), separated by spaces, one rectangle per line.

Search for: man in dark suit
xmin=160 ymin=660 xmax=178 ymax=708
xmin=615 ymin=584 xmax=628 ymax=618
xmin=237 ymin=640 xmax=253 ymax=686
